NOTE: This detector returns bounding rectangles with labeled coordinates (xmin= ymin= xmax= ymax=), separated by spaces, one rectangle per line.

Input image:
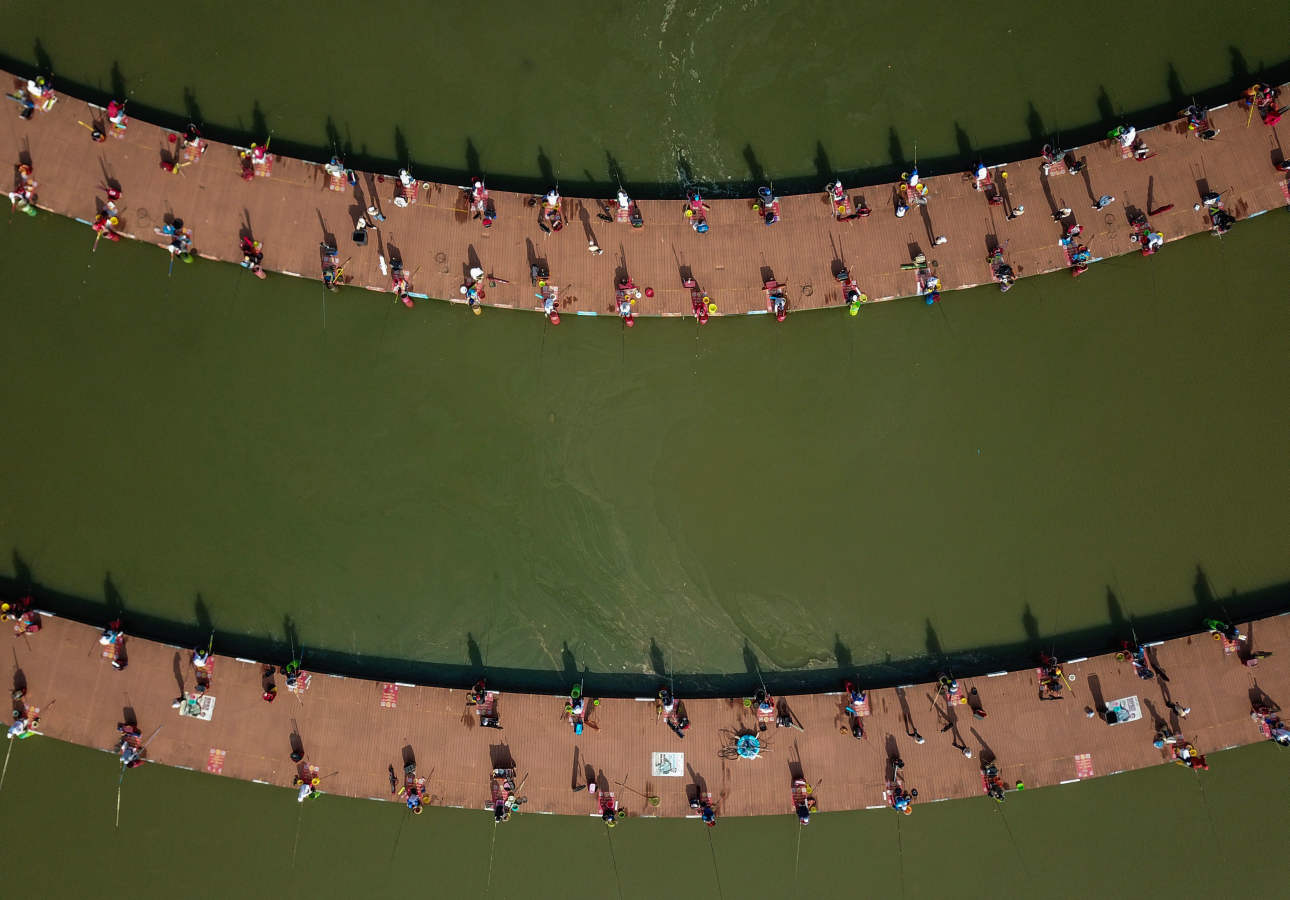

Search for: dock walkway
xmin=9 ymin=610 xmax=1287 ymax=818
xmin=5 ymin=70 xmax=1287 ymax=319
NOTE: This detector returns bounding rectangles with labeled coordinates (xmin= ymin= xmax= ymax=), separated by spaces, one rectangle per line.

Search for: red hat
xmin=549 ymin=312 xmax=561 ymax=325
xmin=401 ymin=296 xmax=414 ymax=308
xmin=644 ymin=287 xmax=654 ymax=298
xmin=775 ymin=311 xmax=786 ymax=322
xmin=624 ymin=315 xmax=635 ymax=327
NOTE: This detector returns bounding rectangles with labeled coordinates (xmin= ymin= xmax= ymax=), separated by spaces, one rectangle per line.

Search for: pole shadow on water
xmin=465 ymin=137 xmax=480 ymax=175
xmin=536 ymin=147 xmax=554 ymax=186
xmin=249 ymin=101 xmax=268 ymax=141
xmin=1020 ymin=603 xmax=1040 ymax=648
xmin=833 ymin=634 xmax=852 ymax=673
xmin=648 ymin=639 xmax=666 ymax=679
xmin=103 ymin=573 xmax=126 ymax=619
xmin=887 ymin=128 xmax=905 ymax=172
xmin=924 ymin=619 xmax=942 ymax=658
xmin=6 ymin=554 xmax=1290 ymax=701
xmin=2 ymin=44 xmax=1289 ymax=197
xmin=1025 ymin=102 xmax=1046 ymax=144
xmin=1095 ymin=86 xmax=1116 ymax=123
xmin=1106 ymin=587 xmax=1128 ymax=637
xmin=742 ymin=144 xmax=766 ymax=187
xmin=108 ymin=61 xmax=127 ymax=101
xmin=559 ymin=642 xmax=577 ymax=685
xmin=393 ymin=127 xmax=410 ymax=169
xmin=813 ymin=141 xmax=832 ymax=183
xmin=31 ymin=39 xmax=53 ymax=76
xmin=182 ymin=87 xmax=202 ymax=126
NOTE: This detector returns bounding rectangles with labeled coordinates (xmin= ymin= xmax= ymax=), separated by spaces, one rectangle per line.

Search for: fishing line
xmin=290 ymin=802 xmax=304 ymax=868
xmin=389 ymin=807 xmax=409 ymax=863
xmin=793 ymin=822 xmax=803 ymax=881
xmin=604 ymin=827 xmax=625 ymax=900
xmin=895 ymin=811 xmax=907 ymax=900
xmin=992 ymin=803 xmax=1032 ymax=883
xmin=484 ymin=821 xmax=498 ymax=893
xmin=1192 ymin=769 xmax=1229 ymax=868
xmin=705 ymin=827 xmax=725 ymax=900
xmin=0 ymin=737 xmax=15 ymax=794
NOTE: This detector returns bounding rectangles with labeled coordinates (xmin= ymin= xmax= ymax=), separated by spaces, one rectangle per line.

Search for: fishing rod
xmin=115 ymin=725 xmax=164 ymax=829
xmin=290 ymin=802 xmax=305 ymax=868
xmin=613 ymin=777 xmax=659 ymax=805
xmin=0 ymin=735 xmax=15 ymax=793
xmin=752 ymin=658 xmax=769 ymax=698
xmin=485 ymin=817 xmax=499 ymax=892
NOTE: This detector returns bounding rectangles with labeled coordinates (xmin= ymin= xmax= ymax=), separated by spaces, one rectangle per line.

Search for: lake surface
xmin=2 ymin=736 xmax=1286 ymax=898
xmin=0 ymin=209 xmax=1285 ymax=681
xmin=2 ymin=2 xmax=1288 ymax=189
xmin=2 ymin=2 xmax=1288 ymax=886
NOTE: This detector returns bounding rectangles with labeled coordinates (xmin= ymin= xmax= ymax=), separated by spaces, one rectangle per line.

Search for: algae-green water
xmin=2 ymin=737 xmax=1286 ymax=898
xmin=2 ymin=2 xmax=1288 ymax=186
xmin=2 ymin=2 xmax=1289 ymax=892
xmin=0 ymin=205 xmax=1285 ymax=677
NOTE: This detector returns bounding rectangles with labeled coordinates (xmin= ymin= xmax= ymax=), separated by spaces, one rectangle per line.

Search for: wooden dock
xmin=5 ymin=69 xmax=1287 ymax=320
xmin=8 ymin=609 xmax=1287 ymax=818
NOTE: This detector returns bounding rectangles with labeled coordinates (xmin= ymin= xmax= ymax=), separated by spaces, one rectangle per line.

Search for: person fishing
xmin=240 ymin=236 xmax=265 ymax=278
xmin=891 ymin=787 xmax=914 ymax=813
xmin=282 ymin=658 xmax=303 ymax=690
xmin=106 ymin=99 xmax=128 ymax=134
xmin=91 ymin=209 xmax=121 ymax=242
xmin=1204 ymin=618 xmax=1244 ymax=642
xmin=99 ymin=619 xmax=124 ymax=646
xmin=756 ymin=186 xmax=779 ymax=225
xmin=321 ymin=242 xmax=342 ymax=291
xmin=117 ymin=724 xmax=146 ymax=768
xmin=690 ymin=796 xmax=717 ymax=826
xmin=1124 ymin=642 xmax=1155 ymax=680
xmin=391 ymin=266 xmax=412 ymax=307
xmin=766 ymin=286 xmax=787 ymax=322
xmin=469 ymin=177 xmax=494 ymax=226
xmin=461 ymin=266 xmax=486 ymax=312
xmin=685 ymin=190 xmax=710 ymax=233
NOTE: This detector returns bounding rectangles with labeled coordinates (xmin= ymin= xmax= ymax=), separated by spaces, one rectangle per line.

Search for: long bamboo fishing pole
xmin=0 ymin=737 xmax=15 ymax=794
xmin=115 ymin=725 xmax=163 ymax=828
xmin=290 ymin=802 xmax=305 ymax=868
xmin=484 ymin=820 xmax=499 ymax=892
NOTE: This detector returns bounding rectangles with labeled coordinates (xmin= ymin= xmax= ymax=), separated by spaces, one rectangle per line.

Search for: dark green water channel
xmin=2 ymin=2 xmax=1288 ymax=189
xmin=1 ymin=209 xmax=1285 ymax=679
xmin=2 ymin=4 xmax=1288 ymax=887
xmin=1 ymin=737 xmax=1286 ymax=898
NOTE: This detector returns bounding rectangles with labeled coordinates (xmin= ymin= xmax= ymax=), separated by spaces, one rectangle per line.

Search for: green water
xmin=1 ymin=736 xmax=1286 ymax=898
xmin=2 ymin=3 xmax=1289 ymax=886
xmin=1 ymin=209 xmax=1286 ymax=678
xmin=2 ymin=2 xmax=1287 ymax=186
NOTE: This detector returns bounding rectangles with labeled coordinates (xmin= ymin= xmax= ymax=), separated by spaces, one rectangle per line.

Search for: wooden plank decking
xmin=5 ymin=70 xmax=1288 ymax=320
xmin=8 ymin=609 xmax=1287 ymax=818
